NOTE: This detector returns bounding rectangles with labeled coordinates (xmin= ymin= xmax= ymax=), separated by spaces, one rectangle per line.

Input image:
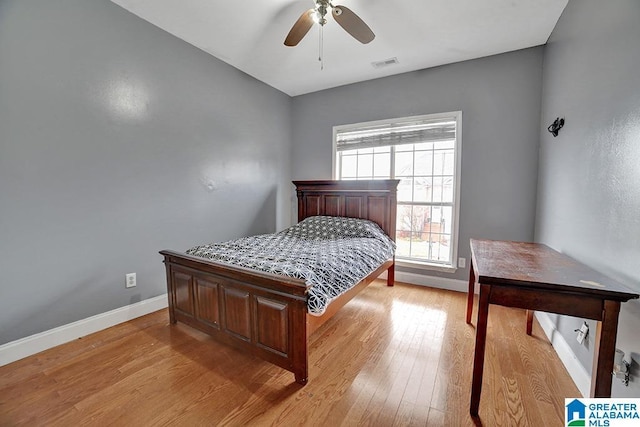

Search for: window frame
xmin=332 ymin=111 xmax=463 ymax=272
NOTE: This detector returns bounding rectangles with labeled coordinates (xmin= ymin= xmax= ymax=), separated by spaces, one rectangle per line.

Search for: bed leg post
xmin=162 ymin=258 xmax=177 ymax=324
xmin=168 ymin=305 xmax=176 ymax=324
xmin=387 ymin=263 xmax=395 ymax=287
xmin=295 ymin=373 xmax=308 ymax=385
xmin=291 ymin=299 xmax=309 ymax=386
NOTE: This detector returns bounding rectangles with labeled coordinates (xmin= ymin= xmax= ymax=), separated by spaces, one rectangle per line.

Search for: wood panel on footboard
xmin=160 ymin=179 xmax=399 ymax=385
xmin=160 ymin=250 xmax=311 ymax=384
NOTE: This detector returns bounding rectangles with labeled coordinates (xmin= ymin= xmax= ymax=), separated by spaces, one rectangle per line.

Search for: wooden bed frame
xmin=160 ymin=179 xmax=399 ymax=385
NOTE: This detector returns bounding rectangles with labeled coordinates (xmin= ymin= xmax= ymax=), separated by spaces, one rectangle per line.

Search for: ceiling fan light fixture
xmin=284 ymin=1 xmax=375 ymax=52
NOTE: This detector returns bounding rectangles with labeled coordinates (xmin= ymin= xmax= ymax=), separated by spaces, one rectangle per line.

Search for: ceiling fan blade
xmin=331 ymin=5 xmax=375 ymax=44
xmin=284 ymin=9 xmax=315 ymax=47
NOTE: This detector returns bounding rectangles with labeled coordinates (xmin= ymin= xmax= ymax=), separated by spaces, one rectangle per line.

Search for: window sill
xmin=395 ymin=259 xmax=458 ymax=273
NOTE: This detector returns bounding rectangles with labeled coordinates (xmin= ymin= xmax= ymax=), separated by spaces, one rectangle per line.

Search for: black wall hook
xmin=547 ymin=117 xmax=565 ymax=137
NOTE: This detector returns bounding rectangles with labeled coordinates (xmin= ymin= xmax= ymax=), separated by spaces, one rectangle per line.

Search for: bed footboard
xmin=160 ymin=250 xmax=311 ymax=385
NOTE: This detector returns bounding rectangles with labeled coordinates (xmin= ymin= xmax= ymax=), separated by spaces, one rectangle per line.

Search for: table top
xmin=470 ymin=239 xmax=639 ymax=302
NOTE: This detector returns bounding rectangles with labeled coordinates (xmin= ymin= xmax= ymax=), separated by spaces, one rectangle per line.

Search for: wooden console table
xmin=466 ymin=239 xmax=638 ymax=417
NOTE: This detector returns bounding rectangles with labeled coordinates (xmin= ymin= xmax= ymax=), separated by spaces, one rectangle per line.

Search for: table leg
xmin=590 ymin=300 xmax=621 ymax=397
xmin=526 ymin=310 xmax=533 ymax=335
xmin=466 ymin=262 xmax=476 ymax=324
xmin=470 ymin=283 xmax=490 ymax=416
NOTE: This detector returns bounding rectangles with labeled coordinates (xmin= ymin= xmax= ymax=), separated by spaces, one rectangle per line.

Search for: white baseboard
xmin=0 ymin=294 xmax=168 ymax=367
xmin=393 ymin=270 xmax=469 ymax=293
xmin=535 ymin=311 xmax=591 ymax=397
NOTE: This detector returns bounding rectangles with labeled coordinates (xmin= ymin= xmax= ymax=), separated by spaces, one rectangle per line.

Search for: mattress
xmin=186 ymin=216 xmax=395 ymax=315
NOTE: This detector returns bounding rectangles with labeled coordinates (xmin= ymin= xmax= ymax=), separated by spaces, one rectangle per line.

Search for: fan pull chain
xmin=319 ymin=24 xmax=324 ymax=70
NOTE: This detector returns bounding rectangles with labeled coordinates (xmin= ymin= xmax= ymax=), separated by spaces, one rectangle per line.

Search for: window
xmin=334 ymin=112 xmax=462 ymax=271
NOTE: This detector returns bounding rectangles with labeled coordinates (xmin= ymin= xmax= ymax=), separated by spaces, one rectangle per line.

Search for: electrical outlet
xmin=458 ymin=257 xmax=466 ymax=268
xmin=125 ymin=273 xmax=136 ymax=288
xmin=576 ymin=322 xmax=589 ymax=344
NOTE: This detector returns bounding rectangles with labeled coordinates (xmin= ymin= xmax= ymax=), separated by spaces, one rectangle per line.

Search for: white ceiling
xmin=110 ymin=0 xmax=568 ymax=97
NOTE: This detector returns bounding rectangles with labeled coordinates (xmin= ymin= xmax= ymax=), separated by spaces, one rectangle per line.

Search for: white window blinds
xmin=335 ymin=116 xmax=457 ymax=152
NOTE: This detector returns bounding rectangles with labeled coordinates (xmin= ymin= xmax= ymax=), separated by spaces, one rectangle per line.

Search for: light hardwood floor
xmin=0 ymin=282 xmax=579 ymax=426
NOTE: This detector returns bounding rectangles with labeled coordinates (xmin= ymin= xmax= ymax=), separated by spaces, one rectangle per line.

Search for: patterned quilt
xmin=186 ymin=216 xmax=395 ymax=316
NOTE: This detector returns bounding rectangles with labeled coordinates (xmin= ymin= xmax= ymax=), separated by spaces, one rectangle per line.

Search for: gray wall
xmin=291 ymin=48 xmax=544 ymax=281
xmin=536 ymin=0 xmax=640 ymax=397
xmin=0 ymin=0 xmax=292 ymax=345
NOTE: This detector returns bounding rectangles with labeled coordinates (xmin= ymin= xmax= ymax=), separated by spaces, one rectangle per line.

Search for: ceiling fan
xmin=284 ymin=0 xmax=375 ymax=47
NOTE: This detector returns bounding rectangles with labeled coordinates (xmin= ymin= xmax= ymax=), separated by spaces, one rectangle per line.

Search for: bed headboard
xmin=293 ymin=180 xmax=399 ymax=241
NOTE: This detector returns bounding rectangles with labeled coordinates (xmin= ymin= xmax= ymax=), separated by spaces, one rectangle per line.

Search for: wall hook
xmin=547 ymin=117 xmax=565 ymax=137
